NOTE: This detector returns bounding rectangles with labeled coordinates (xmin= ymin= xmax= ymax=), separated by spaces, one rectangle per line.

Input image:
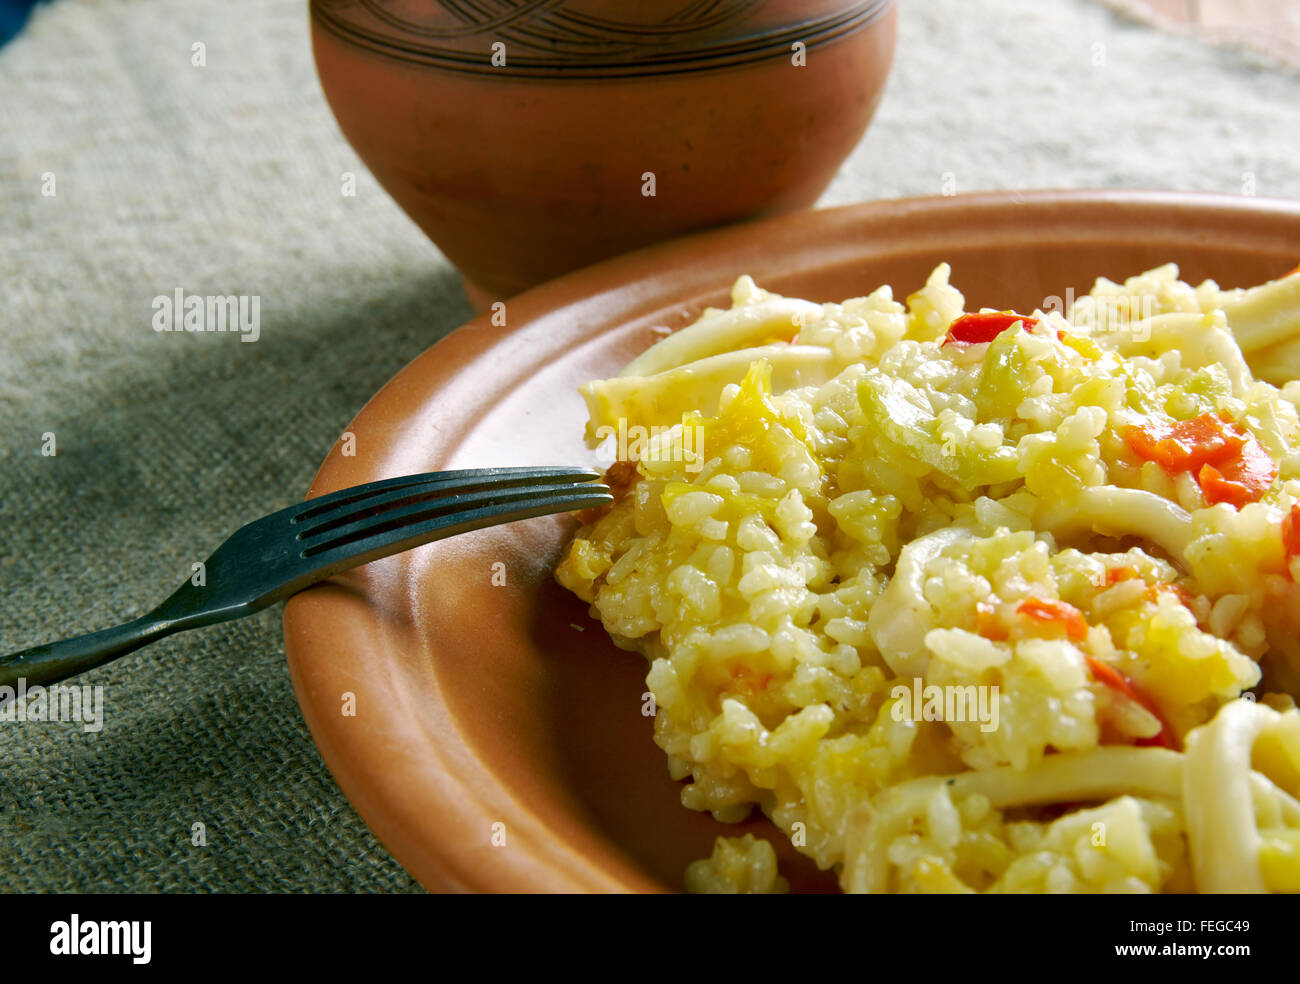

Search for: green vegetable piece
xmin=858 ymin=371 xmax=1021 ymax=486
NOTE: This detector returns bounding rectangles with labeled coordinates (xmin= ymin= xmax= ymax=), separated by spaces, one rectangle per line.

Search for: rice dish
xmin=557 ymin=262 xmax=1300 ymax=893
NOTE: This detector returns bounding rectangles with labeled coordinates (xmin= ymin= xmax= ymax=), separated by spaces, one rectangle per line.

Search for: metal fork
xmin=0 ymin=466 xmax=610 ymax=693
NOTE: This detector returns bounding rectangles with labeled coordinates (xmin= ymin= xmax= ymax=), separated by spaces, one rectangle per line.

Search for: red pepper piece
xmin=1197 ymin=431 xmax=1277 ymax=507
xmin=976 ymin=603 xmax=1009 ymax=641
xmin=942 ymin=311 xmax=1040 ymax=346
xmin=1123 ymin=412 xmax=1244 ymax=472
xmin=1124 ymin=412 xmax=1275 ymax=509
xmin=1017 ymin=597 xmax=1089 ymax=641
xmin=1085 ymin=656 xmax=1177 ymax=750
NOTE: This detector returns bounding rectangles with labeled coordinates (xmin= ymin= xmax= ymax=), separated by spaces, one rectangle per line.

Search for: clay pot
xmin=310 ymin=0 xmax=897 ymax=307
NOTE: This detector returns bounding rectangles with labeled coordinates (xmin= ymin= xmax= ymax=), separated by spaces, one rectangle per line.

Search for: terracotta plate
xmin=283 ymin=190 xmax=1300 ymax=893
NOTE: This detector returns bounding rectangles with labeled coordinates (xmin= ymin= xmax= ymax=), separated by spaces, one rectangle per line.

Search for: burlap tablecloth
xmin=2 ymin=0 xmax=1298 ymax=892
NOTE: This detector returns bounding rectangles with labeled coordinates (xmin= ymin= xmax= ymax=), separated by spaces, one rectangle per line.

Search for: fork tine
xmin=298 ymin=480 xmax=608 ymax=555
xmin=291 ymin=484 xmax=613 ymax=583
xmin=293 ymin=469 xmax=601 ymax=540
xmin=290 ymin=466 xmax=604 ymax=527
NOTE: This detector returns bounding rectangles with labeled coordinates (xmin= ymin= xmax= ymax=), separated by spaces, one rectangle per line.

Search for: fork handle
xmin=0 ymin=614 xmax=171 ymax=692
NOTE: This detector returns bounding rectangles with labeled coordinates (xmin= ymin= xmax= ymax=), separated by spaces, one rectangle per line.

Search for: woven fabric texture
xmin=1 ymin=0 xmax=1298 ymax=891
